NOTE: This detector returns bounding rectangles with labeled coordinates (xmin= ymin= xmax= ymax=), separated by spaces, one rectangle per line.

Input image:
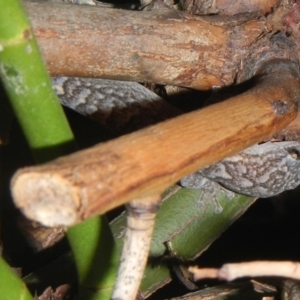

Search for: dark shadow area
xmin=81 ymin=217 xmax=116 ymax=297
xmin=24 ymin=251 xmax=77 ymax=295
xmin=31 ymin=139 xmax=77 ymax=164
xmin=165 ymin=74 xmax=258 ymax=113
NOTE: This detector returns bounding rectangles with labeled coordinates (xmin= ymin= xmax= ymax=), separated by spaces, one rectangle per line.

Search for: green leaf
xmin=67 ymin=216 xmax=119 ymax=299
xmin=0 ymin=2 xmax=117 ymax=300
xmin=111 ymin=185 xmax=256 ymax=297
xmin=0 ymin=258 xmax=33 ymax=300
xmin=0 ymin=0 xmax=75 ymax=162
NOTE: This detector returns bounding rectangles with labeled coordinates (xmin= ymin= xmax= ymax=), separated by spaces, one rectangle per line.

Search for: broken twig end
xmin=11 ymin=171 xmax=81 ymax=227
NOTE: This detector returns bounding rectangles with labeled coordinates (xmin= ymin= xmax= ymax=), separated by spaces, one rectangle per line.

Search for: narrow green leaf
xmin=67 ymin=216 xmax=119 ymax=299
xmin=0 ymin=0 xmax=76 ymax=162
xmin=0 ymin=2 xmax=117 ymax=300
xmin=0 ymin=258 xmax=33 ymax=300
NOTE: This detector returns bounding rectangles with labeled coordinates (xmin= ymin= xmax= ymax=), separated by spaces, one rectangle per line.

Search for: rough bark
xmin=11 ymin=60 xmax=300 ymax=227
xmin=181 ymin=0 xmax=280 ymax=16
xmin=23 ymin=1 xmax=299 ymax=89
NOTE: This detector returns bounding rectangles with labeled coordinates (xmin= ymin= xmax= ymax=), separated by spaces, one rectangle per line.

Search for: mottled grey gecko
xmin=52 ymin=76 xmax=180 ymax=134
xmin=52 ymin=77 xmax=300 ymax=213
xmin=181 ymin=141 xmax=300 ymax=212
xmin=51 ymin=76 xmax=300 ymax=299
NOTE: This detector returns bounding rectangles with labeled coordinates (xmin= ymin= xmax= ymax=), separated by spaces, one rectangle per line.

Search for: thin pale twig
xmin=189 ymin=261 xmax=300 ymax=282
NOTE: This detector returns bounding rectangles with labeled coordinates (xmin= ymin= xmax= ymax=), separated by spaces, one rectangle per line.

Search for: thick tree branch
xmin=189 ymin=261 xmax=300 ymax=282
xmin=23 ymin=1 xmax=298 ymax=89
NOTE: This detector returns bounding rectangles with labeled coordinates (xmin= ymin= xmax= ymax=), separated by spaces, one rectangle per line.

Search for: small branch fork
xmin=189 ymin=261 xmax=300 ymax=282
xmin=111 ymin=196 xmax=161 ymax=300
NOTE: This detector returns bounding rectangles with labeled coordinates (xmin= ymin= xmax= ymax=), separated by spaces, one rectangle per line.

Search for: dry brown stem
xmin=189 ymin=261 xmax=300 ymax=281
xmin=11 ymin=60 xmax=300 ymax=226
xmin=23 ymin=1 xmax=299 ymax=89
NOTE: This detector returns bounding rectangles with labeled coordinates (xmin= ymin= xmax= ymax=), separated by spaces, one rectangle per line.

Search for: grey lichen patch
xmin=0 ymin=63 xmax=27 ymax=95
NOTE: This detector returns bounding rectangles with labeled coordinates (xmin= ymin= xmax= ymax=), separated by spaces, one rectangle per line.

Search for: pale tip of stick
xmin=12 ymin=172 xmax=80 ymax=227
xmin=188 ymin=266 xmax=218 ymax=281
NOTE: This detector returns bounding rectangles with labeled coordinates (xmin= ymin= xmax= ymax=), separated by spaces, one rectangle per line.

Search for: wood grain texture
xmin=23 ymin=1 xmax=300 ymax=89
xmin=24 ymin=1 xmax=277 ymax=89
xmin=11 ymin=60 xmax=300 ymax=226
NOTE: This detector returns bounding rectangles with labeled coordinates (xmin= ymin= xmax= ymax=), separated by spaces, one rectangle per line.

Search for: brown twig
xmin=11 ymin=60 xmax=300 ymax=227
xmin=189 ymin=261 xmax=300 ymax=281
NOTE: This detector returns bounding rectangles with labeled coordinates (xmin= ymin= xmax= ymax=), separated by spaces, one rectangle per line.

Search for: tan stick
xmin=111 ymin=196 xmax=160 ymax=300
xmin=189 ymin=261 xmax=300 ymax=281
xmin=23 ymin=0 xmax=289 ymax=89
xmin=11 ymin=60 xmax=300 ymax=227
xmin=188 ymin=267 xmax=218 ymax=280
